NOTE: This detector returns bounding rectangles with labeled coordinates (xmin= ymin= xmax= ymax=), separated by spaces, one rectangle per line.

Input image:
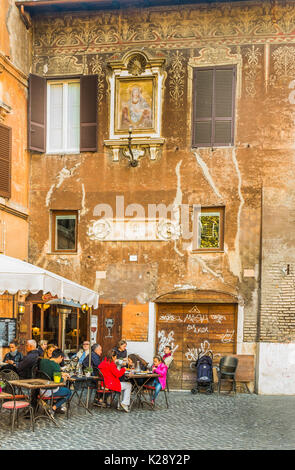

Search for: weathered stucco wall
xmin=0 ymin=0 xmax=31 ymax=260
xmin=28 ymin=1 xmax=295 ymax=349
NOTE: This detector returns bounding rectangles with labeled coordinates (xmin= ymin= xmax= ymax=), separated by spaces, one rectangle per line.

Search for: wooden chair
xmin=1 ymin=380 xmax=34 ymax=432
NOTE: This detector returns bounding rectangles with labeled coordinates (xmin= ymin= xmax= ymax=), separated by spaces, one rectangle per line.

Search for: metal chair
xmin=35 ymin=370 xmax=70 ymax=419
xmin=166 ymin=360 xmax=173 ymax=393
xmin=1 ymin=380 xmax=34 ymax=432
xmin=143 ymin=369 xmax=169 ymax=409
xmin=92 ymin=369 xmax=116 ymax=409
xmin=0 ymin=369 xmax=26 ymax=400
xmin=0 ymin=368 xmax=19 ymax=381
xmin=217 ymin=356 xmax=239 ymax=395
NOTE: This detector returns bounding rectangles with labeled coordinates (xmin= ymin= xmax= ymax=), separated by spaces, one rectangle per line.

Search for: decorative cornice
xmin=0 ymin=53 xmax=28 ymax=87
xmin=0 ymin=204 xmax=29 ymax=221
xmin=0 ymin=101 xmax=12 ymax=123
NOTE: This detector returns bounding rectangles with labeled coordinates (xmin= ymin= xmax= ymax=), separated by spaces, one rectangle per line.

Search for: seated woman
xmin=43 ymin=344 xmax=57 ymax=360
xmin=150 ymin=355 xmax=168 ymax=406
xmin=99 ymin=349 xmax=132 ymax=413
xmin=72 ymin=341 xmax=90 ymax=365
xmin=127 ymin=354 xmax=148 ymax=371
xmin=113 ymin=340 xmax=128 ymax=366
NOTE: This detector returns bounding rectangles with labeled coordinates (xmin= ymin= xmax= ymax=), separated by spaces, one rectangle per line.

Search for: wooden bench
xmin=213 ymin=355 xmax=255 ymax=393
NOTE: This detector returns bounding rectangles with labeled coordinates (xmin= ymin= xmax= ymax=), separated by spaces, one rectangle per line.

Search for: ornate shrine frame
xmin=104 ymin=51 xmax=166 ymax=162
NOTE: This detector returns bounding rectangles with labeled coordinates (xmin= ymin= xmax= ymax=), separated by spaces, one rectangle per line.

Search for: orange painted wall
xmin=0 ymin=0 xmax=31 ymax=261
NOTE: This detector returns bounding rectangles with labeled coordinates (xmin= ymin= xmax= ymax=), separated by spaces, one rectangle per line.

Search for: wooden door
xmin=157 ymin=304 xmax=184 ymax=389
xmin=156 ymin=303 xmax=237 ymax=390
xmin=94 ymin=304 xmax=122 ymax=355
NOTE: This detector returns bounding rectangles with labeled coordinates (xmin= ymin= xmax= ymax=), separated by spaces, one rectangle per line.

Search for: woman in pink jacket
xmin=151 ymin=355 xmax=168 ymax=405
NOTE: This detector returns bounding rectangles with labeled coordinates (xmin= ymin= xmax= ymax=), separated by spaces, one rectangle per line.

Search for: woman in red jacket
xmin=99 ymin=349 xmax=132 ymax=413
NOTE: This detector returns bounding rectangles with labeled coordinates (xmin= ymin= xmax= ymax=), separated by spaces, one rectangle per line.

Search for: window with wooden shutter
xmin=47 ymin=79 xmax=80 ymax=153
xmin=29 ymin=74 xmax=98 ymax=154
xmin=28 ymin=74 xmax=46 ymax=153
xmin=0 ymin=123 xmax=11 ymax=198
xmin=192 ymin=66 xmax=236 ymax=147
xmin=80 ymin=75 xmax=98 ymax=152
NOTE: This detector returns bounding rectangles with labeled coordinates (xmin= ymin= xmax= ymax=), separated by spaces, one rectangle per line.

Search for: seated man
xmin=82 ymin=343 xmax=102 ymax=374
xmin=162 ymin=345 xmax=173 ymax=368
xmin=3 ymin=340 xmax=23 ymax=367
xmin=39 ymin=348 xmax=72 ymax=416
xmin=17 ymin=339 xmax=40 ymax=379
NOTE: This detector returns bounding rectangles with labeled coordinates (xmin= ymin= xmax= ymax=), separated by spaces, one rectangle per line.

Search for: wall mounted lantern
xmin=122 ymin=126 xmax=145 ymax=167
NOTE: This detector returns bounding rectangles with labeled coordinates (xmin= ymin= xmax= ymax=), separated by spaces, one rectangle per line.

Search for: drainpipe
xmin=255 ymin=185 xmax=263 ymax=393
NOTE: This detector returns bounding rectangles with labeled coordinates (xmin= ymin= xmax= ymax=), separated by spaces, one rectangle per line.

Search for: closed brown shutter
xmin=193 ymin=66 xmax=235 ymax=147
xmin=80 ymin=75 xmax=98 ymax=152
xmin=0 ymin=123 xmax=11 ymax=198
xmin=28 ymin=74 xmax=46 ymax=152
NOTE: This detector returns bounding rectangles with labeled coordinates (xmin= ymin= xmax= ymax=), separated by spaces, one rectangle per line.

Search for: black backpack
xmin=196 ymin=354 xmax=213 ymax=383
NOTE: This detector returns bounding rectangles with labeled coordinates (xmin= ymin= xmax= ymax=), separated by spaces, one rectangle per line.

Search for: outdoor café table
xmin=66 ymin=375 xmax=99 ymax=415
xmin=126 ymin=372 xmax=159 ymax=411
xmin=8 ymin=378 xmax=64 ymax=427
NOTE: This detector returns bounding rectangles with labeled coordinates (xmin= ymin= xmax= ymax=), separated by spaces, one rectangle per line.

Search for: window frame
xmin=51 ymin=210 xmax=78 ymax=253
xmin=46 ymin=79 xmax=80 ymax=154
xmin=192 ymin=206 xmax=225 ymax=253
xmin=192 ymin=65 xmax=236 ymax=148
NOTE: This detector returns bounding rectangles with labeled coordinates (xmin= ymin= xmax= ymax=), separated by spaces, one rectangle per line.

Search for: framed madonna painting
xmin=115 ymin=77 xmax=156 ymax=134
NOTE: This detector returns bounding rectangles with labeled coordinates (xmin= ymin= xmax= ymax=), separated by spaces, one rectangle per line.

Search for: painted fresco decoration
xmin=33 ymin=4 xmax=295 ymax=55
xmin=169 ymin=50 xmax=185 ymax=105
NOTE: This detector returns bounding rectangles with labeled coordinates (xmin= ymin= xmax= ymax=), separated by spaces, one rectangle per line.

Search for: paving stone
xmin=0 ymin=392 xmax=294 ymax=450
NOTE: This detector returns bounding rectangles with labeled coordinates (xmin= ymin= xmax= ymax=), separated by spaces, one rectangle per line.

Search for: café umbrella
xmin=0 ymin=254 xmax=99 ymax=308
xmin=0 ymin=254 xmax=98 ymax=370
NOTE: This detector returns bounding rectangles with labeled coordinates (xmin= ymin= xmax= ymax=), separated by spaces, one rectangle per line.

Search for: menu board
xmin=0 ymin=318 xmax=17 ymax=348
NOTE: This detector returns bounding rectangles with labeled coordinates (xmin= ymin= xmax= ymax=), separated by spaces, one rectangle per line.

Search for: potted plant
xmin=84 ymin=367 xmax=93 ymax=377
xmin=0 ymin=380 xmax=5 ymax=394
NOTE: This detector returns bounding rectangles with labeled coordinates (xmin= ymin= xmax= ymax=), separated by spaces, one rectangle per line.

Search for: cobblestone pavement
xmin=0 ymin=392 xmax=294 ymax=450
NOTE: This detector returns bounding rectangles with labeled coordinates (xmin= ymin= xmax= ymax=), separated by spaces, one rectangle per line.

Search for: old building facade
xmin=0 ymin=0 xmax=31 ymax=357
xmin=17 ymin=0 xmax=295 ymax=393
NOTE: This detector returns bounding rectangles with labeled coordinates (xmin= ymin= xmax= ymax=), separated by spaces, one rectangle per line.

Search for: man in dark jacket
xmin=17 ymin=339 xmax=40 ymax=379
xmin=82 ymin=343 xmax=102 ymax=375
xmin=3 ymin=340 xmax=23 ymax=367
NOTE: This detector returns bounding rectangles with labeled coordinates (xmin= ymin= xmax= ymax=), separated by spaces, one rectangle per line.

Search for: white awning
xmin=0 ymin=255 xmax=99 ymax=309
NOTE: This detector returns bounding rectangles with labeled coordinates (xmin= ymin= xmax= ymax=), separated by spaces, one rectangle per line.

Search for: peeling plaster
xmin=45 ymin=163 xmax=81 ymax=207
xmin=172 ymin=160 xmax=183 ymax=224
xmin=193 ymin=151 xmax=223 ymax=201
xmin=193 ymin=254 xmax=225 ymax=283
xmin=36 ymin=240 xmax=50 ymax=267
xmin=172 ymin=160 xmax=185 ymax=257
xmin=230 ymin=148 xmax=245 ymax=280
xmin=80 ymin=183 xmax=88 ymax=217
